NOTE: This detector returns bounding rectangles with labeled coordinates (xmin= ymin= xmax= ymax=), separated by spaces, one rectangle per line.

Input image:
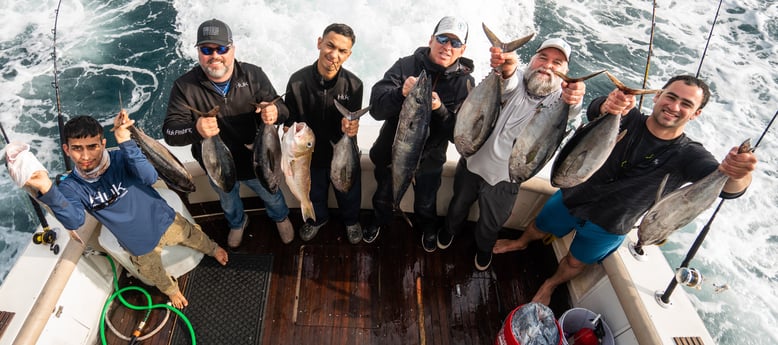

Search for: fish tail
xmin=301 ymin=201 xmax=316 ymax=223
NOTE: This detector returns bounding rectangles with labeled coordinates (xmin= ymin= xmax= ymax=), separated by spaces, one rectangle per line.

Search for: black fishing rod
xmin=52 ymin=0 xmax=71 ymax=171
xmin=660 ymin=107 xmax=776 ymax=304
xmin=0 ymin=122 xmax=60 ymax=254
xmin=637 ymin=0 xmax=657 ymax=111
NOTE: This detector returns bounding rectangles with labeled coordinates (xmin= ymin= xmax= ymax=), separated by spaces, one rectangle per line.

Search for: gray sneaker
xmin=228 ymin=216 xmax=249 ymax=248
xmin=276 ymin=218 xmax=294 ymax=244
xmin=299 ymin=220 xmax=327 ymax=242
xmin=345 ymin=223 xmax=363 ymax=244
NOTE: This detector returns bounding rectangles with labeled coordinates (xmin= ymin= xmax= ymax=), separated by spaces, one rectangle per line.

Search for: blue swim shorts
xmin=535 ymin=191 xmax=625 ymax=264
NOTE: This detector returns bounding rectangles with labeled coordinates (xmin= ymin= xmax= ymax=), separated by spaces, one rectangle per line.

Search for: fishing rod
xmin=52 ymin=0 xmax=71 ymax=171
xmin=695 ymin=0 xmax=724 ymax=78
xmin=659 ymin=107 xmax=776 ymax=304
xmin=0 ymin=122 xmax=60 ymax=255
xmin=637 ymin=0 xmax=657 ymax=111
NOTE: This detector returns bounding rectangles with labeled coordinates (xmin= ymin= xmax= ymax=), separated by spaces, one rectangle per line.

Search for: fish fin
xmin=616 ymin=129 xmax=628 ymax=143
xmin=655 ymin=173 xmax=670 ymax=203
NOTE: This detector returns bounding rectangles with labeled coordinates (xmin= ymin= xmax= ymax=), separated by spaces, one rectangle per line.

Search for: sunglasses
xmin=435 ymin=35 xmax=464 ymax=48
xmin=198 ymin=45 xmax=231 ymax=55
xmin=92 ymin=193 xmax=120 ymax=211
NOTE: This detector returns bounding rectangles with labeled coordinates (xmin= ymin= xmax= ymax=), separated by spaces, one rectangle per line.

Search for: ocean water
xmin=0 ymin=0 xmax=776 ymax=344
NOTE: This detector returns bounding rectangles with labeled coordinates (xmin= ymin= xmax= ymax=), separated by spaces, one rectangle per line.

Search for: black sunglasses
xmin=435 ymin=35 xmax=464 ymax=48
xmin=199 ymin=45 xmax=231 ymax=55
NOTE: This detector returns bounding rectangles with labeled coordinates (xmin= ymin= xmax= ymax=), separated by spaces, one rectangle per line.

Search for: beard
xmin=523 ymin=67 xmax=562 ymax=96
xmin=200 ymin=58 xmax=231 ymax=79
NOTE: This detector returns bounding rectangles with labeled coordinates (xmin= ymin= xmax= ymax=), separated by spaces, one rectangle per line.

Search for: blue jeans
xmin=209 ymin=178 xmax=289 ymax=228
xmin=309 ymin=167 xmax=361 ymax=226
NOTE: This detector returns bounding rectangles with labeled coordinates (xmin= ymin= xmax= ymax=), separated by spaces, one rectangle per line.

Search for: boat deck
xmin=102 ymin=197 xmax=569 ymax=345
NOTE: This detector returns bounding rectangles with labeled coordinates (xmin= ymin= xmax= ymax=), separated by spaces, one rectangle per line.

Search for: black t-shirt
xmin=561 ymin=97 xmax=719 ymax=234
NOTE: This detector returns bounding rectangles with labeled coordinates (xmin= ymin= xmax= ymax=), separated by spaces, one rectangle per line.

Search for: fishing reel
xmin=32 ymin=227 xmax=60 ymax=255
xmin=674 ymin=267 xmax=703 ymax=290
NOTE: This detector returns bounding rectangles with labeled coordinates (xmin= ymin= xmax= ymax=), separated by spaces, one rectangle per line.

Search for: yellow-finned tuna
xmin=281 ymin=122 xmax=316 ymax=223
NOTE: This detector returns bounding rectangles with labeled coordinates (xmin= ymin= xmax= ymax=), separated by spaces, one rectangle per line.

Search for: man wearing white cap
xmin=365 ymin=16 xmax=474 ymax=249
xmin=438 ymin=37 xmax=586 ymax=271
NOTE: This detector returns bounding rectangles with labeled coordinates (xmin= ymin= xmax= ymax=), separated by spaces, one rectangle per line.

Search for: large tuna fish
xmin=454 ymin=24 xmax=535 ymax=157
xmin=634 ymin=139 xmax=751 ymax=253
xmin=508 ymin=70 xmax=605 ymax=183
xmin=184 ymin=105 xmax=236 ymax=193
xmin=252 ymin=122 xmax=282 ymax=194
xmin=281 ymin=122 xmax=316 ymax=223
xmin=392 ymin=70 xmax=432 ymax=211
xmin=331 ymin=100 xmax=370 ymax=193
xmin=551 ymin=71 xmax=660 ymax=187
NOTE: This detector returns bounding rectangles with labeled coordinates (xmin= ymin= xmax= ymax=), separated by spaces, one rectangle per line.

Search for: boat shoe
xmin=276 ymin=218 xmax=294 ymax=244
xmin=345 ymin=223 xmax=363 ymax=244
xmin=475 ymin=250 xmax=492 ymax=271
xmin=228 ymin=216 xmax=249 ymax=248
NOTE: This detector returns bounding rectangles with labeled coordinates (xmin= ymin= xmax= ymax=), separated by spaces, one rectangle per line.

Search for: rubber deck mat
xmin=171 ymin=253 xmax=273 ymax=345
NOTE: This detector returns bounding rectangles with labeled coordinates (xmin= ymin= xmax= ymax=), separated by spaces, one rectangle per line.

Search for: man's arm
xmin=26 ymin=171 xmax=86 ymax=231
xmin=369 ymin=59 xmax=407 ymax=121
xmin=163 ymin=81 xmax=204 ymax=146
xmin=720 ymin=145 xmax=757 ymax=195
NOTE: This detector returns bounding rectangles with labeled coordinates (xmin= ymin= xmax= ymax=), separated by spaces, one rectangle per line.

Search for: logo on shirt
xmin=235 ymin=81 xmax=249 ymax=88
xmin=336 ymin=94 xmax=350 ymax=102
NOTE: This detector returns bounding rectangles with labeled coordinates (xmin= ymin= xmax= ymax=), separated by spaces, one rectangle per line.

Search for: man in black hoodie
xmin=284 ymin=23 xmax=364 ymax=244
xmin=365 ymin=16 xmax=474 ymax=251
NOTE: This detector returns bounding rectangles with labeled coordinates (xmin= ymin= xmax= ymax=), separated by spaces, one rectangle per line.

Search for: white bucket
xmin=558 ymin=308 xmax=614 ymax=345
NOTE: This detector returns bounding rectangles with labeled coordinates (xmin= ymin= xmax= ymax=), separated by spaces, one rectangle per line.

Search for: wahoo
xmin=392 ymin=70 xmax=431 ymax=212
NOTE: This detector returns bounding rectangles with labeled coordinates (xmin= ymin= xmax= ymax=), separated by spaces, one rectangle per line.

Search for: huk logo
xmin=336 ymin=94 xmax=350 ymax=102
xmin=235 ymin=81 xmax=248 ymax=88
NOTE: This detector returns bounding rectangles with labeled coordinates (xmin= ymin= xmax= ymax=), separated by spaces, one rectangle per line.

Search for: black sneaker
xmin=363 ymin=223 xmax=381 ymax=243
xmin=437 ymin=228 xmax=453 ymax=250
xmin=421 ymin=231 xmax=437 ymax=253
xmin=475 ymin=250 xmax=492 ymax=271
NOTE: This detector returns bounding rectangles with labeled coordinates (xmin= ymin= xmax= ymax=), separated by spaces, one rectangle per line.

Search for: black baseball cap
xmin=196 ymin=19 xmax=233 ymax=46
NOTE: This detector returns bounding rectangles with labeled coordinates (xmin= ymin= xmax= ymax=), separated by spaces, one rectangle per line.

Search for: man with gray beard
xmin=437 ymin=38 xmax=586 ymax=271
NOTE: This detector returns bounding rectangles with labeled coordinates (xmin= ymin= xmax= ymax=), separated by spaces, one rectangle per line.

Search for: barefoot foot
xmin=492 ymin=239 xmax=527 ymax=254
xmin=168 ymin=291 xmax=189 ymax=309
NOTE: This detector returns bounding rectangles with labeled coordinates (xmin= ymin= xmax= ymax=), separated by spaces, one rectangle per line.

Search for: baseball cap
xmin=536 ymin=38 xmax=572 ymax=61
xmin=196 ymin=19 xmax=233 ymax=46
xmin=433 ymin=16 xmax=469 ymax=43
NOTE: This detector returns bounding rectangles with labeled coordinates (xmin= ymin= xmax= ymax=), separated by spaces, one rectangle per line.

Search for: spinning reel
xmin=32 ymin=227 xmax=60 ymax=255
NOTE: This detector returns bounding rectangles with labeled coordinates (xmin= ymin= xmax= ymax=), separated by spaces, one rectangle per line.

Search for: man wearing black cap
xmin=364 ymin=16 xmax=474 ymax=249
xmin=164 ymin=19 xmax=294 ymax=248
xmin=437 ymin=38 xmax=586 ymax=271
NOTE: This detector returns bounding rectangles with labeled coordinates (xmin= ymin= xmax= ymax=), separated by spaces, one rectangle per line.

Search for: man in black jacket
xmin=284 ymin=23 xmax=364 ymax=244
xmin=365 ymin=16 xmax=474 ymax=251
xmin=164 ymin=19 xmax=293 ymax=247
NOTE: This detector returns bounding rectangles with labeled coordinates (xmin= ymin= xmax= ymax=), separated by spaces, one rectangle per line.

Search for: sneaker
xmin=421 ymin=231 xmax=437 ymax=253
xmin=437 ymin=228 xmax=454 ymax=250
xmin=362 ymin=223 xmax=381 ymax=243
xmin=228 ymin=216 xmax=249 ymax=248
xmin=475 ymin=250 xmax=492 ymax=271
xmin=345 ymin=223 xmax=363 ymax=244
xmin=299 ymin=220 xmax=327 ymax=242
xmin=276 ymin=218 xmax=294 ymax=244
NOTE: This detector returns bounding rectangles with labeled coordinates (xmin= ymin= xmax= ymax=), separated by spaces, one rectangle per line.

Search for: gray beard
xmin=201 ymin=61 xmax=229 ymax=79
xmin=524 ymin=67 xmax=561 ymax=96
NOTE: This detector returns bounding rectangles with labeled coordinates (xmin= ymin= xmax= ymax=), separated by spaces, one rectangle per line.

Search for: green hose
xmin=99 ymin=255 xmax=196 ymax=344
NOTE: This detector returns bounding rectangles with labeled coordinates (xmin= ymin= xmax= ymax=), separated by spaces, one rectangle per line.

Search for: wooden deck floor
xmin=102 ymin=197 xmax=570 ymax=345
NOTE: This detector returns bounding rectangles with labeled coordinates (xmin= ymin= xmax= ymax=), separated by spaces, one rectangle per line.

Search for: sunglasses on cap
xmin=198 ymin=45 xmax=231 ymax=55
xmin=434 ymin=35 xmax=464 ymax=48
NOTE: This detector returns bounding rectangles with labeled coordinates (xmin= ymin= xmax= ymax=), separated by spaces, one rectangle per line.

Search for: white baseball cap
xmin=536 ymin=38 xmax=572 ymax=61
xmin=433 ymin=16 xmax=469 ymax=43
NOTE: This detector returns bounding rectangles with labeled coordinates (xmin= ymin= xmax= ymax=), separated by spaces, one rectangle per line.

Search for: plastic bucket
xmin=558 ymin=308 xmax=614 ymax=345
xmin=495 ymin=303 xmax=563 ymax=345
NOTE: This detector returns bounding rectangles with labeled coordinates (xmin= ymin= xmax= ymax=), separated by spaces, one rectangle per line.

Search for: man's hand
xmin=341 ymin=117 xmax=359 ymax=137
xmin=24 ymin=170 xmax=52 ymax=195
xmin=490 ymin=46 xmax=518 ymax=78
xmin=113 ymin=110 xmax=135 ymax=143
xmin=69 ymin=230 xmax=84 ymax=245
xmin=196 ymin=116 xmax=219 ymax=138
xmin=257 ymin=102 xmax=278 ymax=125
xmin=600 ymin=88 xmax=636 ymax=116
xmin=561 ymin=81 xmax=586 ymax=105
xmin=402 ymin=76 xmax=418 ymax=97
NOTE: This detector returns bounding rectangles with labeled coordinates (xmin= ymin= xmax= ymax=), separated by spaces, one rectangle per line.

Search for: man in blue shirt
xmin=27 ymin=113 xmax=228 ymax=309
